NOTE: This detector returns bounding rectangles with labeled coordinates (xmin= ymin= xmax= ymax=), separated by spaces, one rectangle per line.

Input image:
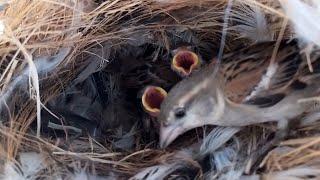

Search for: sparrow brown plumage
xmin=158 ymin=39 xmax=320 ymax=148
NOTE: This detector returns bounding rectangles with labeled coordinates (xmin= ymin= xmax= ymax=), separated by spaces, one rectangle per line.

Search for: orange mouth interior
xmin=142 ymin=86 xmax=167 ymax=115
xmin=173 ymin=51 xmax=199 ymax=75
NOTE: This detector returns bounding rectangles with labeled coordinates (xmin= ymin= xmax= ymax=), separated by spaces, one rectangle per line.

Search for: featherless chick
xmin=159 ymin=39 xmax=320 ymax=148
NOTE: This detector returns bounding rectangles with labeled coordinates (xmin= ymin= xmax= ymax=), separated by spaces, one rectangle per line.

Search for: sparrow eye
xmin=174 ymin=107 xmax=186 ymax=118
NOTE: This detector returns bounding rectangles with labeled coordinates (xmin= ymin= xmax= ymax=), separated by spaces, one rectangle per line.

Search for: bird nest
xmin=0 ymin=0 xmax=319 ymax=179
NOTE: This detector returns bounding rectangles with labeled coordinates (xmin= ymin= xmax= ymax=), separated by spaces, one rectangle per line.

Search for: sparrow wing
xmin=221 ymin=40 xmax=303 ymax=107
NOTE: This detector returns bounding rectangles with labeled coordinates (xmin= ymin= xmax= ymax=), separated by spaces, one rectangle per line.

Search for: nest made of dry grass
xmin=0 ymin=0 xmax=319 ymax=179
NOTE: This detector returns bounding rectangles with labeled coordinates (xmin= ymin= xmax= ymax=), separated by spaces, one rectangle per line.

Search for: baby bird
xmin=171 ymin=46 xmax=201 ymax=77
xmin=159 ymin=39 xmax=320 ymax=148
xmin=141 ymin=86 xmax=167 ymax=117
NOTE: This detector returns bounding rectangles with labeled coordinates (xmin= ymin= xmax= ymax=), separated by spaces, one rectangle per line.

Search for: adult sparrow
xmin=159 ymin=39 xmax=320 ymax=148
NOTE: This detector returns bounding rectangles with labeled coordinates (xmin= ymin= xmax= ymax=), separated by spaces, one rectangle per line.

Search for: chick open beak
xmin=142 ymin=86 xmax=167 ymax=117
xmin=171 ymin=50 xmax=200 ymax=77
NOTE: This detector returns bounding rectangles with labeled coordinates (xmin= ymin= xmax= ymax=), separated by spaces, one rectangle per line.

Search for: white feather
xmin=71 ymin=170 xmax=116 ymax=180
xmin=0 ymin=48 xmax=70 ymax=113
xmin=130 ymin=164 xmax=179 ymax=180
xmin=19 ymin=152 xmax=45 ymax=178
xmin=200 ymin=127 xmax=240 ymax=155
xmin=264 ymin=166 xmax=320 ymax=180
xmin=301 ymin=112 xmax=320 ymax=126
xmin=0 ymin=20 xmax=4 ymax=35
xmin=245 ymin=64 xmax=278 ymax=101
xmin=1 ymin=152 xmax=45 ymax=180
xmin=232 ymin=3 xmax=273 ymax=42
xmin=2 ymin=163 xmax=24 ymax=180
xmin=212 ymin=147 xmax=237 ymax=171
xmin=280 ymin=0 xmax=320 ymax=47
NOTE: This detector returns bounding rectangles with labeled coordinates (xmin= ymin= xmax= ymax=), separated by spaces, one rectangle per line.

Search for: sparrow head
xmin=142 ymin=86 xmax=167 ymax=117
xmin=171 ymin=48 xmax=200 ymax=77
xmin=158 ymin=71 xmax=226 ymax=148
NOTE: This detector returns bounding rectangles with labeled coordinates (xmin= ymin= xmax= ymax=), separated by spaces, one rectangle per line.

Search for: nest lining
xmin=0 ymin=0 xmax=319 ymax=179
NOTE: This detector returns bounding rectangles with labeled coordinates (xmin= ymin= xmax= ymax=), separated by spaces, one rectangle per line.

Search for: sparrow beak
xmin=159 ymin=118 xmax=206 ymax=148
xmin=159 ymin=123 xmax=186 ymax=148
xmin=142 ymin=86 xmax=167 ymax=117
xmin=171 ymin=50 xmax=200 ymax=77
